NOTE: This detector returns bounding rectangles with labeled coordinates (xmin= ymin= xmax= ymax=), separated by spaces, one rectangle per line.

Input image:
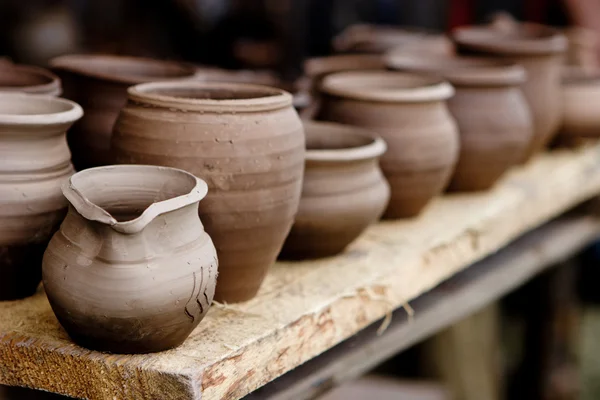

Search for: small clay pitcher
xmin=560 ymin=67 xmax=600 ymax=139
xmin=42 ymin=165 xmax=217 ymax=354
xmin=317 ymin=71 xmax=459 ymax=218
xmin=111 ymin=81 xmax=305 ymax=303
xmin=49 ymin=54 xmax=198 ymax=170
xmin=453 ymin=23 xmax=567 ymax=161
xmin=280 ymin=121 xmax=390 ymax=259
xmin=0 ymin=63 xmax=61 ymax=96
xmin=0 ymin=93 xmax=82 ymax=300
xmin=387 ymin=53 xmax=534 ymax=191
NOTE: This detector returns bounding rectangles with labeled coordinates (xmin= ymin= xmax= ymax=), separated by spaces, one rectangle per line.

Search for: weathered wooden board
xmin=2 ymin=143 xmax=600 ymax=400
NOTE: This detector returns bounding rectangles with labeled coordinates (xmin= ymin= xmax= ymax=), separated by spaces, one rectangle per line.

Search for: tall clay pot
xmin=0 ymin=93 xmax=82 ymax=300
xmin=453 ymin=23 xmax=567 ymax=161
xmin=317 ymin=71 xmax=459 ymax=218
xmin=387 ymin=53 xmax=534 ymax=191
xmin=0 ymin=63 xmax=61 ymax=96
xmin=49 ymin=54 xmax=198 ymax=170
xmin=111 ymin=82 xmax=305 ymax=302
xmin=280 ymin=121 xmax=390 ymax=259
xmin=43 ymin=165 xmax=217 ymax=353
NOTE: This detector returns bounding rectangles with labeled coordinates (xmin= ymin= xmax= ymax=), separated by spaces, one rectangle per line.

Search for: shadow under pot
xmin=387 ymin=53 xmax=533 ymax=191
xmin=317 ymin=71 xmax=459 ymax=218
xmin=111 ymin=82 xmax=305 ymax=303
xmin=49 ymin=54 xmax=198 ymax=171
xmin=0 ymin=94 xmax=82 ymax=300
xmin=452 ymin=23 xmax=567 ymax=162
xmin=0 ymin=63 xmax=61 ymax=96
xmin=42 ymin=165 xmax=217 ymax=354
xmin=280 ymin=121 xmax=390 ymax=260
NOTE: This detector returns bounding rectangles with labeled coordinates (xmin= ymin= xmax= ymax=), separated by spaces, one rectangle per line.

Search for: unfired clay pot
xmin=111 ymin=81 xmax=305 ymax=303
xmin=453 ymin=23 xmax=567 ymax=161
xmin=0 ymin=63 xmax=61 ymax=96
xmin=50 ymin=54 xmax=198 ymax=170
xmin=318 ymin=71 xmax=459 ymax=218
xmin=280 ymin=121 xmax=390 ymax=259
xmin=43 ymin=165 xmax=217 ymax=353
xmin=560 ymin=67 xmax=600 ymax=138
xmin=387 ymin=53 xmax=534 ymax=191
xmin=0 ymin=93 xmax=82 ymax=300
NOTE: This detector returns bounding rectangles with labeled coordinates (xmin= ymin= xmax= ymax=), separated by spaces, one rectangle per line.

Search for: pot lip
xmin=0 ymin=93 xmax=83 ymax=125
xmin=385 ymin=52 xmax=526 ymax=86
xmin=127 ymin=81 xmax=293 ymax=112
xmin=304 ymin=121 xmax=387 ymax=162
xmin=0 ymin=64 xmax=61 ymax=95
xmin=63 ymin=165 xmax=208 ymax=235
xmin=304 ymin=54 xmax=385 ymax=78
xmin=320 ymin=70 xmax=454 ymax=102
xmin=452 ymin=23 xmax=567 ymax=55
xmin=49 ymin=53 xmax=198 ymax=85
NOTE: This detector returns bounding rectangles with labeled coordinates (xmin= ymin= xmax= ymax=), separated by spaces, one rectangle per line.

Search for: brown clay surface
xmin=560 ymin=67 xmax=600 ymax=138
xmin=111 ymin=82 xmax=305 ymax=302
xmin=0 ymin=63 xmax=61 ymax=96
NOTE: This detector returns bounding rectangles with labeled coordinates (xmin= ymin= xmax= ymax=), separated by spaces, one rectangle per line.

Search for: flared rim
xmin=0 ymin=64 xmax=61 ymax=95
xmin=304 ymin=54 xmax=385 ymax=78
xmin=0 ymin=93 xmax=82 ymax=125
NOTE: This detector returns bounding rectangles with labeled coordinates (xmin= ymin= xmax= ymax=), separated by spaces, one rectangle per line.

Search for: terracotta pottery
xmin=43 ymin=165 xmax=216 ymax=353
xmin=111 ymin=81 xmax=305 ymax=302
xmin=560 ymin=67 xmax=600 ymax=138
xmin=317 ymin=71 xmax=459 ymax=218
xmin=280 ymin=121 xmax=389 ymax=259
xmin=564 ymin=27 xmax=598 ymax=71
xmin=0 ymin=63 xmax=61 ymax=96
xmin=49 ymin=54 xmax=198 ymax=170
xmin=0 ymin=93 xmax=82 ymax=301
xmin=387 ymin=53 xmax=534 ymax=191
xmin=453 ymin=23 xmax=567 ymax=161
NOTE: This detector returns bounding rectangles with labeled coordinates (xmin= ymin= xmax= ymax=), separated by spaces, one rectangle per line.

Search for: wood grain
xmin=2 ymin=143 xmax=600 ymax=400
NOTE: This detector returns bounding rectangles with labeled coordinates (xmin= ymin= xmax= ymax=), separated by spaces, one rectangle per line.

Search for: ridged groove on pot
xmin=386 ymin=53 xmax=534 ymax=191
xmin=43 ymin=165 xmax=217 ymax=353
xmin=280 ymin=121 xmax=390 ymax=259
xmin=318 ymin=71 xmax=459 ymax=218
xmin=111 ymin=81 xmax=305 ymax=302
xmin=0 ymin=63 xmax=61 ymax=96
xmin=452 ymin=23 xmax=567 ymax=161
xmin=561 ymin=67 xmax=600 ymax=137
xmin=50 ymin=54 xmax=199 ymax=170
xmin=0 ymin=94 xmax=82 ymax=300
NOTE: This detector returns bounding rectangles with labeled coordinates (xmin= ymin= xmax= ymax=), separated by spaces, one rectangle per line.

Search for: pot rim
xmin=49 ymin=54 xmax=197 ymax=85
xmin=320 ymin=70 xmax=454 ymax=103
xmin=304 ymin=54 xmax=385 ymax=78
xmin=63 ymin=165 xmax=208 ymax=235
xmin=0 ymin=64 xmax=61 ymax=95
xmin=127 ymin=81 xmax=293 ymax=113
xmin=0 ymin=93 xmax=83 ymax=125
xmin=385 ymin=52 xmax=526 ymax=86
xmin=304 ymin=121 xmax=387 ymax=162
xmin=452 ymin=23 xmax=567 ymax=55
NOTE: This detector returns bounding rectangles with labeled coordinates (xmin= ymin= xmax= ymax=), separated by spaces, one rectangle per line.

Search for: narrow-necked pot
xmin=43 ymin=165 xmax=217 ymax=353
xmin=0 ymin=93 xmax=82 ymax=300
xmin=280 ymin=121 xmax=390 ymax=259
xmin=317 ymin=71 xmax=459 ymax=218
xmin=50 ymin=54 xmax=198 ymax=170
xmin=0 ymin=63 xmax=61 ymax=96
xmin=560 ymin=67 xmax=600 ymax=139
xmin=111 ymin=81 xmax=305 ymax=302
xmin=453 ymin=23 xmax=567 ymax=161
xmin=387 ymin=52 xmax=533 ymax=191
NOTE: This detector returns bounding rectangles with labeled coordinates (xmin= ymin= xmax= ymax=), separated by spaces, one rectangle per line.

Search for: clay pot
xmin=49 ymin=54 xmax=198 ymax=170
xmin=564 ymin=27 xmax=598 ymax=71
xmin=0 ymin=94 xmax=82 ymax=300
xmin=387 ymin=53 xmax=534 ymax=191
xmin=42 ymin=165 xmax=216 ymax=353
xmin=111 ymin=82 xmax=304 ymax=302
xmin=317 ymin=71 xmax=459 ymax=218
xmin=560 ymin=67 xmax=600 ymax=138
xmin=280 ymin=121 xmax=389 ymax=259
xmin=0 ymin=63 xmax=61 ymax=96
xmin=453 ymin=23 xmax=567 ymax=161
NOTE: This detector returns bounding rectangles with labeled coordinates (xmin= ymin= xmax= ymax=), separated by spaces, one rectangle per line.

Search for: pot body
xmin=112 ymin=86 xmax=305 ymax=303
xmin=448 ymin=85 xmax=533 ymax=190
xmin=42 ymin=168 xmax=217 ymax=353
xmin=561 ymin=77 xmax=600 ymax=137
xmin=319 ymin=97 xmax=459 ymax=218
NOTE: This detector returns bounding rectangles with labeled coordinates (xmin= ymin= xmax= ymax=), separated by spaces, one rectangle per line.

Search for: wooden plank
xmin=1 ymin=144 xmax=600 ymax=400
xmin=246 ymin=213 xmax=600 ymax=400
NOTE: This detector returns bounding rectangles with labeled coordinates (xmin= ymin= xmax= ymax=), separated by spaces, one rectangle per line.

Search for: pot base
xmin=0 ymin=244 xmax=45 ymax=301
